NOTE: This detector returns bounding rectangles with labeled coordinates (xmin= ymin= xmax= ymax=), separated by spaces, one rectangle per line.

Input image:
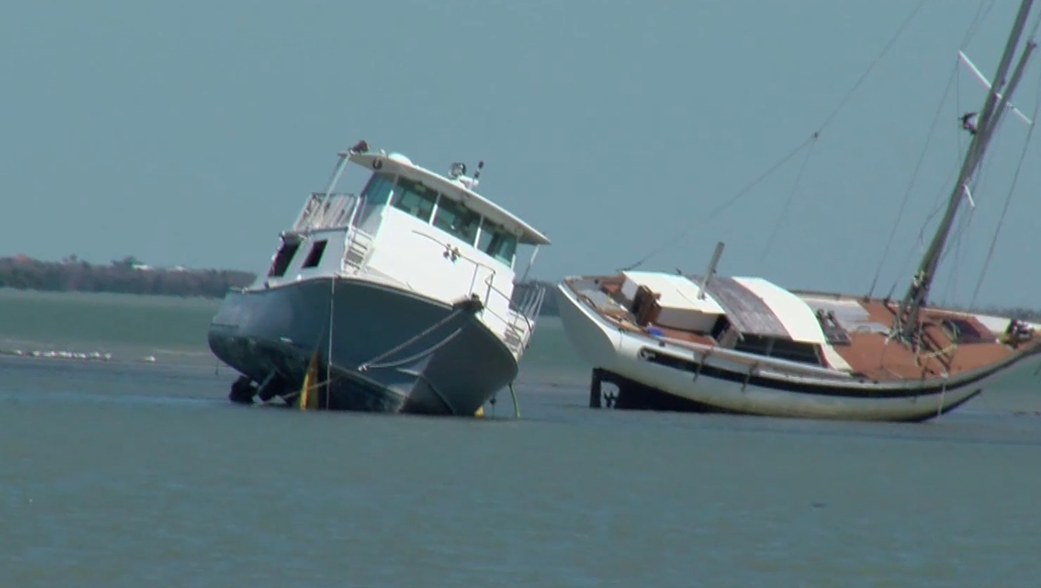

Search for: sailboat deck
xmin=819 ymin=298 xmax=1016 ymax=381
xmin=566 ymin=274 xmax=1039 ymax=383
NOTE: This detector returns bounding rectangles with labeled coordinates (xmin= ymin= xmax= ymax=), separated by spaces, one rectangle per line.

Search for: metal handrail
xmin=409 ymin=229 xmax=542 ymax=352
xmin=341 ymin=226 xmax=375 ymax=272
xmin=293 ymin=192 xmax=359 ymax=232
xmin=483 ymin=274 xmax=545 ymax=352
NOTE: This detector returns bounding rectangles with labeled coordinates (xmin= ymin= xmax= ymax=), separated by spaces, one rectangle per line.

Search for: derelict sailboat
xmin=555 ymin=1 xmax=1041 ymax=422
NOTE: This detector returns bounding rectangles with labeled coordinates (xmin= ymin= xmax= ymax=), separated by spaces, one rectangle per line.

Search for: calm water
xmin=1 ymin=288 xmax=1040 ymax=587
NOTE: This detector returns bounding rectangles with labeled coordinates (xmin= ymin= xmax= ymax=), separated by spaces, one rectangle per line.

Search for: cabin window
xmin=769 ymin=339 xmax=823 ymax=365
xmin=268 ymin=241 xmax=300 ymax=277
xmin=710 ymin=315 xmax=730 ymax=340
xmin=361 ymin=172 xmax=395 ymax=204
xmin=390 ymin=177 xmax=438 ymax=222
xmin=432 ymin=196 xmax=481 ymax=245
xmin=302 ymin=239 xmax=328 ymax=268
xmin=478 ymin=222 xmax=518 ymax=264
xmin=733 ymin=334 xmax=772 ymax=356
xmin=733 ymin=334 xmax=822 ymax=366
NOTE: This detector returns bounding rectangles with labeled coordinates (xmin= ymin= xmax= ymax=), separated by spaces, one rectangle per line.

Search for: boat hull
xmin=556 ymin=281 xmax=1041 ymax=422
xmin=208 ymin=276 xmax=518 ymax=415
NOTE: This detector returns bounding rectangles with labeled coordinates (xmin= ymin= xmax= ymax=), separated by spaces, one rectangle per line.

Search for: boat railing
xmin=407 ymin=230 xmax=541 ymax=355
xmin=341 ymin=227 xmax=375 ymax=273
xmin=481 ymin=275 xmax=545 ymax=356
xmin=293 ymin=192 xmax=359 ymax=232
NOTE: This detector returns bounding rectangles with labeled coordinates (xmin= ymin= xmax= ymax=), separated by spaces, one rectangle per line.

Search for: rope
xmin=968 ymin=67 xmax=1041 ymax=308
xmin=291 ymin=303 xmax=482 ymax=406
xmin=917 ymin=342 xmax=959 ymax=361
xmin=356 ymin=307 xmax=466 ymax=371
xmin=359 ymin=328 xmax=462 ymax=371
xmin=619 ymin=0 xmax=929 ymax=272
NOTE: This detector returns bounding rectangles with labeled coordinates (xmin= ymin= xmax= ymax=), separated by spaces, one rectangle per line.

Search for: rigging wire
xmin=884 ymin=158 xmax=964 ymax=300
xmin=933 ymin=128 xmax=996 ymax=303
xmin=874 ymin=0 xmax=999 ymax=300
xmin=961 ymin=0 xmax=999 ymax=49
xmin=817 ymin=0 xmax=932 ymax=132
xmin=759 ymin=140 xmax=818 ymax=265
xmin=866 ymin=60 xmax=960 ymax=298
xmin=968 ymin=62 xmax=1041 ymax=308
xmin=617 ymin=133 xmax=817 ymax=272
xmin=618 ymin=0 xmax=931 ymax=272
xmin=941 ymin=13 xmax=1040 ymax=306
xmin=870 ymin=1 xmax=999 ymax=297
xmin=941 ymin=204 xmax=974 ymax=303
xmin=938 ymin=126 xmax=995 ymax=269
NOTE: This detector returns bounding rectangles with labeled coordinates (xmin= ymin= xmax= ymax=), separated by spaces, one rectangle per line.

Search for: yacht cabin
xmin=252 ymin=145 xmax=550 ymax=353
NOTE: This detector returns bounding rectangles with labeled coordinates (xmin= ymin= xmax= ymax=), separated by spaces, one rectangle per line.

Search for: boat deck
xmin=565 ymin=274 xmax=1040 ymax=383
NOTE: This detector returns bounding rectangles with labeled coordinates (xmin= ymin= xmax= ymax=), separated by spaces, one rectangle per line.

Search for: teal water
xmin=2 ymin=288 xmax=1040 ymax=587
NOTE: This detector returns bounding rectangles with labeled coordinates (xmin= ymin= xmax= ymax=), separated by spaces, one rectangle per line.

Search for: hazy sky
xmin=2 ymin=0 xmax=1039 ymax=307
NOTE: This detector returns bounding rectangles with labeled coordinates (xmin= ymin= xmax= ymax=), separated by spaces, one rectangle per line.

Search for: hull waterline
xmin=209 ymin=277 xmax=519 ymax=415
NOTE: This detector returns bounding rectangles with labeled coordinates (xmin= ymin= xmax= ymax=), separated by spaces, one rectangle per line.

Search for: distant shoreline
xmin=0 ymin=255 xmax=254 ymax=300
xmin=5 ymin=255 xmax=1037 ymax=321
xmin=0 ymin=255 xmax=563 ymax=314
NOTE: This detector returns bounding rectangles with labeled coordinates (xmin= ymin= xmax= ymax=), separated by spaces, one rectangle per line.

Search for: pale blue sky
xmin=2 ymin=0 xmax=1039 ymax=307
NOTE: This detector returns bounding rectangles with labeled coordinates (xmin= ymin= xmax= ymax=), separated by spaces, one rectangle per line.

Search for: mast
xmin=892 ymin=0 xmax=1037 ymax=343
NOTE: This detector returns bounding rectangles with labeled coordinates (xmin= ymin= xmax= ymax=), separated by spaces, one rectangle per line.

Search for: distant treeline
xmin=0 ymin=255 xmax=255 ymax=299
xmin=946 ymin=304 xmax=1041 ymax=322
xmin=0 ymin=255 xmax=564 ymax=311
xmin=6 ymin=256 xmax=1033 ymax=322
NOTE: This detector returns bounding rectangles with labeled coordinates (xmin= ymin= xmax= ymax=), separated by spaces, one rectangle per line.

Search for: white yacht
xmin=208 ymin=140 xmax=550 ymax=415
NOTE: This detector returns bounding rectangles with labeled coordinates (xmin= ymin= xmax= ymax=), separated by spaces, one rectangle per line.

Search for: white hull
xmin=556 ymin=281 xmax=1041 ymax=422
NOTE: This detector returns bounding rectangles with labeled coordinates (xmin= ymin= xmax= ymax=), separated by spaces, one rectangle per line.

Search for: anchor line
xmin=356 ymin=307 xmax=468 ymax=372
xmin=291 ymin=310 xmax=469 ymax=402
xmin=359 ymin=328 xmax=463 ymax=371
